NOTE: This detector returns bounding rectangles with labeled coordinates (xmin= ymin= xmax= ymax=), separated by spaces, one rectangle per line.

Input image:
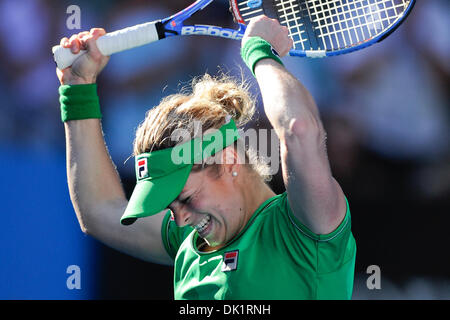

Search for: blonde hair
xmin=133 ymin=73 xmax=271 ymax=181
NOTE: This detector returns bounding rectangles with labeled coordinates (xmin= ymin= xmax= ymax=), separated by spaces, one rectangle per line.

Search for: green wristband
xmin=59 ymin=84 xmax=102 ymax=122
xmin=241 ymin=37 xmax=284 ymax=76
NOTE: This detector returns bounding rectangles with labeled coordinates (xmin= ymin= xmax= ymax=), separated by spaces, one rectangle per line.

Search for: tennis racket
xmin=53 ymin=0 xmax=415 ymax=69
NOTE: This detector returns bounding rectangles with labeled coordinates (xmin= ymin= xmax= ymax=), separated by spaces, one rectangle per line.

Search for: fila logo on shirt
xmin=222 ymin=250 xmax=239 ymax=272
xmin=137 ymin=158 xmax=149 ymax=180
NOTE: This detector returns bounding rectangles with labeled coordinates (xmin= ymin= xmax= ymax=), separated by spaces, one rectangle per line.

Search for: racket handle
xmin=52 ymin=21 xmax=161 ymax=70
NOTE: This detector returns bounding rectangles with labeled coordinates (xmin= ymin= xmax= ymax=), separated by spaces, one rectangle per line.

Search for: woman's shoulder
xmin=257 ymin=191 xmax=288 ymax=217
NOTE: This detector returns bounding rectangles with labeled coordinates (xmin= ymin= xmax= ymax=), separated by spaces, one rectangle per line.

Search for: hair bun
xmin=134 ymin=73 xmax=256 ymax=156
xmin=191 ymin=74 xmax=255 ymax=127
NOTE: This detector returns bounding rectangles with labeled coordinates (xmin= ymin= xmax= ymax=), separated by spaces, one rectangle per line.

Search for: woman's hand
xmin=56 ymin=28 xmax=110 ymax=85
xmin=242 ymin=15 xmax=293 ymax=57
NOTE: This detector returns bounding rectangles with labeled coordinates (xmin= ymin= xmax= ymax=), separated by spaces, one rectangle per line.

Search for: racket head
xmin=230 ymin=0 xmax=415 ymax=57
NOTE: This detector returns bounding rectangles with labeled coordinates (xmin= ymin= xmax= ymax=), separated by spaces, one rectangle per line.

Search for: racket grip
xmin=53 ymin=21 xmax=161 ymax=70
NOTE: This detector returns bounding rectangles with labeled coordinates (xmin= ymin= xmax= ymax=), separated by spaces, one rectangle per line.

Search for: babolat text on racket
xmin=53 ymin=0 xmax=416 ymax=69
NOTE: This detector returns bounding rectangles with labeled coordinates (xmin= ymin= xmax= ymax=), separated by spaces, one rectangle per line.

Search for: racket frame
xmin=158 ymin=0 xmax=246 ymax=41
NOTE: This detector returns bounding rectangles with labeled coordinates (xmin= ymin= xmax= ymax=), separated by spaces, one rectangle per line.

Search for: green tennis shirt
xmin=161 ymin=192 xmax=356 ymax=300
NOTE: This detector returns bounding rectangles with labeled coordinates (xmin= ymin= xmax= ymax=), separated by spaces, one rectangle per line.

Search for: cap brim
xmin=120 ymin=164 xmax=192 ymax=225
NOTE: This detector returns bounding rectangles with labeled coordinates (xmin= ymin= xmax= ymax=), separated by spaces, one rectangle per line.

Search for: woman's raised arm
xmin=57 ymin=28 xmax=172 ymax=265
xmin=243 ymin=16 xmax=347 ymax=235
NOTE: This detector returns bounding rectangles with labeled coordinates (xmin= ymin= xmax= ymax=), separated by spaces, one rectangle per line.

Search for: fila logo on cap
xmin=222 ymin=250 xmax=239 ymax=272
xmin=137 ymin=158 xmax=149 ymax=180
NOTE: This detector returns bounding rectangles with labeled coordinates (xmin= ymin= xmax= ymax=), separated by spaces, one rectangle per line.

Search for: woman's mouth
xmin=194 ymin=214 xmax=212 ymax=237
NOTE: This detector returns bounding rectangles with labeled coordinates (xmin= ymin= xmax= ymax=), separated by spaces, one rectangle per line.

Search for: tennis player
xmin=57 ymin=16 xmax=356 ymax=299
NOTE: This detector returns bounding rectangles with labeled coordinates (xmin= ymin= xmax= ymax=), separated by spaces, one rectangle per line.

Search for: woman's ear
xmin=221 ymin=146 xmax=241 ymax=177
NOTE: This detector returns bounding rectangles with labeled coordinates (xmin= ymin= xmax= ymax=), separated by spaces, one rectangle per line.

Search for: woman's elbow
xmin=282 ymin=116 xmax=326 ymax=147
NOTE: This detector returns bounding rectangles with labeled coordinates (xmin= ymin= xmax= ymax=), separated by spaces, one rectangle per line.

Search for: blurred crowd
xmin=0 ymin=0 xmax=448 ymax=298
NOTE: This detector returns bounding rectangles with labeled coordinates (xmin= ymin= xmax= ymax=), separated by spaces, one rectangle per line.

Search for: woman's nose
xmin=170 ymin=202 xmax=192 ymax=227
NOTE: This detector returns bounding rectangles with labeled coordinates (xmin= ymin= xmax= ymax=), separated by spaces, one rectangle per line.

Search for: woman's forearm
xmin=64 ymin=119 xmax=127 ymax=233
xmin=254 ymin=59 xmax=324 ymax=138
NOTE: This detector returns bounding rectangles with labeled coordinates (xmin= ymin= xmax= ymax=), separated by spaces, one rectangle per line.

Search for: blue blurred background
xmin=0 ymin=0 xmax=449 ymax=299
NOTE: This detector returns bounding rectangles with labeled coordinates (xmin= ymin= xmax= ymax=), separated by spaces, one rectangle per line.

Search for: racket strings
xmin=275 ymin=0 xmax=309 ymax=50
xmin=303 ymin=0 xmax=410 ymax=51
xmin=237 ymin=0 xmax=411 ymax=52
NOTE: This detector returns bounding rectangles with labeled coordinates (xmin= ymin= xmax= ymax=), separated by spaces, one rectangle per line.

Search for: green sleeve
xmin=160 ymin=210 xmax=194 ymax=260
xmin=282 ymin=193 xmax=356 ymax=271
xmin=281 ymin=193 xmax=357 ymax=299
xmin=264 ymin=192 xmax=356 ymax=299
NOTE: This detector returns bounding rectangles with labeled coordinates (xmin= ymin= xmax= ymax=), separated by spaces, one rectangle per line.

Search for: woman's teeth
xmin=194 ymin=215 xmax=211 ymax=233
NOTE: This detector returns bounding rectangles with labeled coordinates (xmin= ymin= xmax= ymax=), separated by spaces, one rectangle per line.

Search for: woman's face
xmin=168 ymin=166 xmax=247 ymax=249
